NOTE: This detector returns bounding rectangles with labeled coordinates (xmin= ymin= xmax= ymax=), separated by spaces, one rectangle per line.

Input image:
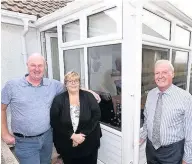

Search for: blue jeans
xmin=15 ymin=128 xmax=53 ymax=164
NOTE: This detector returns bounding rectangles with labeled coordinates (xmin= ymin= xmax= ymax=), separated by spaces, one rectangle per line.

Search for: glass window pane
xmin=175 ymin=25 xmax=190 ymax=47
xmin=88 ymin=7 xmax=118 ymax=37
xmin=50 ymin=37 xmax=60 ymax=81
xmin=62 ymin=20 xmax=80 ymax=42
xmin=63 ymin=49 xmax=85 ymax=87
xmin=190 ymin=65 xmax=192 ymax=94
xmin=142 ymin=9 xmax=171 ymax=40
xmin=141 ymin=46 xmax=169 ymax=126
xmin=172 ymin=50 xmax=189 ymax=90
xmin=88 ymin=44 xmax=121 ymax=131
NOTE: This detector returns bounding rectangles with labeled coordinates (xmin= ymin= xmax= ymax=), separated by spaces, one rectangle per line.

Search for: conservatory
xmin=35 ymin=0 xmax=192 ymax=163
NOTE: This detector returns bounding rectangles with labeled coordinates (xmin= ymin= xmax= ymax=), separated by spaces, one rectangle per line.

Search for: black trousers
xmin=61 ymin=149 xmax=98 ymax=164
xmin=146 ymin=138 xmax=184 ymax=164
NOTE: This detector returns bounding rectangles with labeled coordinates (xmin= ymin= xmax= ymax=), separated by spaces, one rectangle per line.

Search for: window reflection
xmin=62 ymin=20 xmax=80 ymax=42
xmin=50 ymin=37 xmax=60 ymax=81
xmin=172 ymin=50 xmax=189 ymax=90
xmin=63 ymin=49 xmax=85 ymax=87
xmin=142 ymin=9 xmax=171 ymax=40
xmin=141 ymin=46 xmax=169 ymax=126
xmin=175 ymin=25 xmax=190 ymax=47
xmin=190 ymin=65 xmax=192 ymax=94
xmin=88 ymin=44 xmax=121 ymax=130
xmin=87 ymin=7 xmax=118 ymax=37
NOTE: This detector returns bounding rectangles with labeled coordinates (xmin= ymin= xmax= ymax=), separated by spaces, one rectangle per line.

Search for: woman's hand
xmin=182 ymin=161 xmax=186 ymax=164
xmin=71 ymin=133 xmax=86 ymax=144
xmin=72 ymin=141 xmax=79 ymax=147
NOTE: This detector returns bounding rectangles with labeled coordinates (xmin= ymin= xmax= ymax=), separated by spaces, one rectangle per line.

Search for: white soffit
xmin=167 ymin=0 xmax=192 ymax=19
xmin=1 ymin=9 xmax=37 ymax=27
xmin=152 ymin=1 xmax=192 ymax=28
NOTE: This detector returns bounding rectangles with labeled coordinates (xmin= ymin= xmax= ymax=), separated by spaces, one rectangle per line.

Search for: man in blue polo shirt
xmin=1 ymin=53 xmax=100 ymax=164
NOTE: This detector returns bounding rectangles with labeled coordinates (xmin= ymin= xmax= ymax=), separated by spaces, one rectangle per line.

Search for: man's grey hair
xmin=155 ymin=60 xmax=174 ymax=72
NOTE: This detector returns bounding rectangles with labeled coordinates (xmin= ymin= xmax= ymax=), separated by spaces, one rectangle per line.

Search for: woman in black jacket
xmin=50 ymin=71 xmax=101 ymax=164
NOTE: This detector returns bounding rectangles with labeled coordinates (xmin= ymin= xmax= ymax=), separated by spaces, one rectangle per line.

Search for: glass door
xmin=45 ymin=32 xmax=60 ymax=80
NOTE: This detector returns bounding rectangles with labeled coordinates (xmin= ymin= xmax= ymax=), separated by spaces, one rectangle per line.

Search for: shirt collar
xmin=21 ymin=74 xmax=50 ymax=87
xmin=156 ymin=84 xmax=174 ymax=95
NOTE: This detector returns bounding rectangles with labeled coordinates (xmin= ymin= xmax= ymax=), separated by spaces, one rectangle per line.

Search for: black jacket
xmin=50 ymin=90 xmax=101 ymax=157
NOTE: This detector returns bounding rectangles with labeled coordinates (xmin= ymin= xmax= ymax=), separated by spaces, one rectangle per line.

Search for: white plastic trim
xmin=1 ymin=9 xmax=37 ymax=21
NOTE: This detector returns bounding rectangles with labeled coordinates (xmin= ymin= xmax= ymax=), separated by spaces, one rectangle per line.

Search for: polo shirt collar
xmin=21 ymin=74 xmax=50 ymax=87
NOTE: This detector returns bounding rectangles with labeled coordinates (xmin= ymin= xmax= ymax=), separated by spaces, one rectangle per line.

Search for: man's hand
xmin=90 ymin=91 xmax=101 ymax=103
xmin=71 ymin=133 xmax=85 ymax=144
xmin=1 ymin=104 xmax=15 ymax=145
xmin=81 ymin=88 xmax=101 ymax=103
xmin=2 ymin=133 xmax=15 ymax=145
xmin=2 ymin=104 xmax=15 ymax=145
xmin=102 ymin=92 xmax=112 ymax=101
xmin=139 ymin=138 xmax=145 ymax=146
xmin=182 ymin=161 xmax=186 ymax=164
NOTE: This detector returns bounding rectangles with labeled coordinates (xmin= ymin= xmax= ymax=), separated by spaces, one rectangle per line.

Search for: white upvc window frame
xmin=38 ymin=1 xmax=192 ymax=164
xmin=57 ymin=1 xmax=122 ymax=49
xmin=54 ymin=2 xmax=123 ymax=133
xmin=187 ymin=51 xmax=192 ymax=91
xmin=39 ymin=1 xmax=123 ymax=85
xmin=175 ymin=24 xmax=191 ymax=47
xmin=51 ymin=1 xmax=123 ymax=135
xmin=86 ymin=41 xmax=122 ymax=134
xmin=142 ymin=43 xmax=192 ymax=92
xmin=86 ymin=5 xmax=122 ymax=38
xmin=142 ymin=8 xmax=172 ymax=41
xmin=39 ymin=21 xmax=57 ymax=33
xmin=172 ymin=49 xmax=190 ymax=90
xmin=58 ymin=40 xmax=123 ymax=136
xmin=142 ymin=4 xmax=192 ymax=92
xmin=143 ymin=3 xmax=192 ymax=49
xmin=60 ymin=17 xmax=80 ymax=42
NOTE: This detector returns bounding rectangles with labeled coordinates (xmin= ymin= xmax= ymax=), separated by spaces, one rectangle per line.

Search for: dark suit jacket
xmin=50 ymin=90 xmax=101 ymax=158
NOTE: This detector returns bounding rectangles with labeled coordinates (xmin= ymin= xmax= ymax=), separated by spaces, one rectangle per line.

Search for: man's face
xmin=27 ymin=57 xmax=45 ymax=81
xmin=154 ymin=63 xmax=174 ymax=91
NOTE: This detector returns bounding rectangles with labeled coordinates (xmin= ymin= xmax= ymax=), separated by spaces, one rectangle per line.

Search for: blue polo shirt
xmin=1 ymin=75 xmax=64 ymax=136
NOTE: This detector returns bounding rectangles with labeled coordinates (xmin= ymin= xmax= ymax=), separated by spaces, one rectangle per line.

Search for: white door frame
xmin=121 ymin=1 xmax=143 ymax=164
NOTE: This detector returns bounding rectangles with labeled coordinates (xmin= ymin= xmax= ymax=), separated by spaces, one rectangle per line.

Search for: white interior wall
xmin=1 ymin=23 xmax=40 ymax=87
xmin=26 ymin=27 xmax=41 ymax=58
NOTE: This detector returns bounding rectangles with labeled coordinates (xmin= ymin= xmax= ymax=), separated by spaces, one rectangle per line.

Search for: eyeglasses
xmin=67 ymin=80 xmax=79 ymax=84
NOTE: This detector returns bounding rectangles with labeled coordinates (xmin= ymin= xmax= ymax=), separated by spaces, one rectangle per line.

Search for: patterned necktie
xmin=152 ymin=92 xmax=163 ymax=149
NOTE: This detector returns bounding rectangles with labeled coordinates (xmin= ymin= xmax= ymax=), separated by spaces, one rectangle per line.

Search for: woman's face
xmin=66 ymin=78 xmax=80 ymax=92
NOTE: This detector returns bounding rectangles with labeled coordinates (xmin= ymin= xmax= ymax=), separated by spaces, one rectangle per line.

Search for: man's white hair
xmin=155 ymin=60 xmax=174 ymax=72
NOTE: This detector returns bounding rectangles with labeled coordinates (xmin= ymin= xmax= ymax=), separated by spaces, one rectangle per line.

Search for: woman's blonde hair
xmin=64 ymin=71 xmax=80 ymax=84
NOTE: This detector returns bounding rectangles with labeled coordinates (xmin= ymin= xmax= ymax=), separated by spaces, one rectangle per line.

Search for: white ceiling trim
xmin=1 ymin=10 xmax=37 ymax=27
xmin=35 ymin=0 xmax=102 ymax=28
xmin=152 ymin=1 xmax=192 ymax=28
